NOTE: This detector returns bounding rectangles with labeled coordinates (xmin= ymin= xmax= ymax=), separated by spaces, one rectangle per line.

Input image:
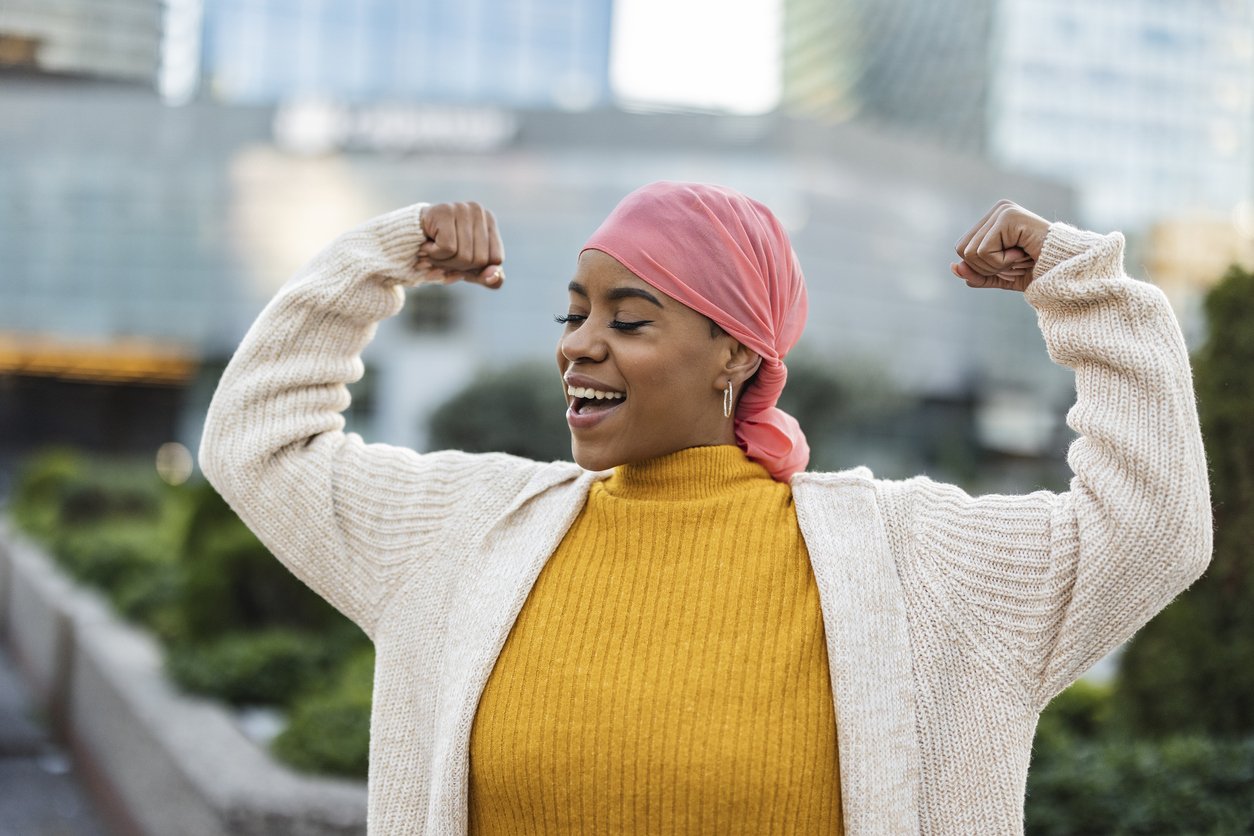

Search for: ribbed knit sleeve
xmin=198 ymin=204 xmax=549 ymax=640
xmin=884 ymin=223 xmax=1213 ymax=708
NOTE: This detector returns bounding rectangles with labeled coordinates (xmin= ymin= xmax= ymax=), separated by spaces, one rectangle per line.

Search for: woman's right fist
xmin=418 ymin=201 xmax=505 ymax=289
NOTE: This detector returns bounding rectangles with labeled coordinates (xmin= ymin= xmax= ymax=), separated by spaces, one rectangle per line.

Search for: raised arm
xmin=891 ymin=201 xmax=1212 ymax=707
xmin=197 ymin=202 xmax=533 ymax=639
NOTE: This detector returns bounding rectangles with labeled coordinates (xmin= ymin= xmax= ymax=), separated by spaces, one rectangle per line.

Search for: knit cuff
xmin=342 ymin=201 xmax=435 ymax=287
xmin=1023 ymin=221 xmax=1134 ymax=313
xmin=1030 ymin=222 xmax=1113 ymax=282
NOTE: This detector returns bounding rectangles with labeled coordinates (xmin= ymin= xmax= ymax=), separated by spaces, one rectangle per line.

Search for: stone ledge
xmin=0 ymin=520 xmax=368 ymax=836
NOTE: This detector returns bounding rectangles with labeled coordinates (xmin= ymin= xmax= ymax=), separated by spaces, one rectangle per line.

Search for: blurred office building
xmin=199 ymin=0 xmax=613 ymax=109
xmin=0 ymin=0 xmax=163 ymax=83
xmin=784 ymin=0 xmax=1254 ymax=230
xmin=0 ymin=75 xmax=1077 ymax=491
xmin=780 ymin=0 xmax=997 ymax=155
xmin=782 ymin=0 xmax=1254 ymax=340
xmin=990 ymin=0 xmax=1254 ymax=234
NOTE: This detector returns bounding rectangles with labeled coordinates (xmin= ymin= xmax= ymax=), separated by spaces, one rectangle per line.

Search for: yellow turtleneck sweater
xmin=467 ymin=444 xmax=842 ymax=834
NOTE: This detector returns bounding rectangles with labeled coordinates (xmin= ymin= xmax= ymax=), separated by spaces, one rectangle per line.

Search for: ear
xmin=720 ymin=340 xmax=762 ymax=388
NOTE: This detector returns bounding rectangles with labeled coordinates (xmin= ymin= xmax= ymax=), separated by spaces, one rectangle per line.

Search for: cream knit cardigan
xmin=199 ymin=203 xmax=1213 ymax=835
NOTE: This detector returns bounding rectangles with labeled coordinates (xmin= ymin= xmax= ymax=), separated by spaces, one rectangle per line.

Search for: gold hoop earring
xmin=723 ymin=380 xmax=734 ymax=418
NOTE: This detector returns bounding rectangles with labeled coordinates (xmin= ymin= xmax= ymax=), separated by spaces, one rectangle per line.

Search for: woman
xmin=199 ymin=182 xmax=1212 ymax=835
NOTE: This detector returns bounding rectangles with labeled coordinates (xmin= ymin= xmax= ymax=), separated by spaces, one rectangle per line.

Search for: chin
xmin=571 ymin=444 xmax=618 ymax=472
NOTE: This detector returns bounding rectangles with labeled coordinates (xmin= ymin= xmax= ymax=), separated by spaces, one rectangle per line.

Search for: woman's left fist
xmin=951 ymin=200 xmax=1050 ymax=292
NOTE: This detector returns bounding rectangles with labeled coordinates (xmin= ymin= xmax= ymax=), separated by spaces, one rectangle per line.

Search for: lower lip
xmin=566 ymin=399 xmax=625 ymax=429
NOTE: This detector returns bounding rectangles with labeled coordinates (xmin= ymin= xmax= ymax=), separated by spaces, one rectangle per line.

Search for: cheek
xmin=631 ymin=345 xmax=712 ymax=404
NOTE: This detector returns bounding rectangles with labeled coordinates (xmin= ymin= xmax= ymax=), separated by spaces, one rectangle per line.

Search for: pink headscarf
xmin=581 ymin=181 xmax=811 ymax=482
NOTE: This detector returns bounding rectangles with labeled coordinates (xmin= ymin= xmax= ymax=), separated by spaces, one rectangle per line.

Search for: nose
xmin=558 ymin=318 xmax=608 ymax=364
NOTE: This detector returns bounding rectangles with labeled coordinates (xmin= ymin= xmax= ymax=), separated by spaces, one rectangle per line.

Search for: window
xmin=405 ymin=284 xmax=458 ymax=333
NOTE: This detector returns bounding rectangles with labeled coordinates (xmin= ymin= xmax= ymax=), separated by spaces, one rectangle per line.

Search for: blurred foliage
xmin=1031 ymin=679 xmax=1116 ymax=767
xmin=1025 ymin=736 xmax=1254 ymax=835
xmin=1028 ymin=681 xmax=1254 ymax=833
xmin=11 ymin=447 xmax=163 ymax=540
xmin=7 ymin=446 xmax=370 ymax=777
xmin=1112 ymin=263 xmax=1254 ymax=738
xmin=272 ymin=645 xmax=375 ymax=778
xmin=10 ymin=448 xmax=188 ymax=639
xmin=427 ymin=362 xmax=571 ymax=461
xmin=165 ymin=628 xmax=351 ymax=707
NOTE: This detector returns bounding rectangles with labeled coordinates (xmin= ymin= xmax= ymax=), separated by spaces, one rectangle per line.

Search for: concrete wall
xmin=0 ymin=519 xmax=368 ymax=836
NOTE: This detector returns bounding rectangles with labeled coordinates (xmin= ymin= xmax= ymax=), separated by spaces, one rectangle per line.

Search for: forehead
xmin=571 ymin=249 xmax=658 ymax=294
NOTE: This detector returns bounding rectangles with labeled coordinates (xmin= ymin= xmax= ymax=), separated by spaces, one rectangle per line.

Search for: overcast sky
xmin=610 ymin=0 xmax=781 ymax=114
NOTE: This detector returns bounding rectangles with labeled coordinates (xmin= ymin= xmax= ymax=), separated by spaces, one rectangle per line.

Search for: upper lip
xmin=562 ymin=373 xmax=625 ymax=396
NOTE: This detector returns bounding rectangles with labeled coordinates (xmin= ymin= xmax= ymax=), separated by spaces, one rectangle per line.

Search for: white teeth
xmin=566 ymin=385 xmax=624 ymax=400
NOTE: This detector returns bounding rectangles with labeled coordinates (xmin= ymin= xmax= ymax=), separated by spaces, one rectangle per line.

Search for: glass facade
xmin=1 ymin=77 xmax=1077 ymax=485
xmin=781 ymin=0 xmax=996 ymax=154
xmin=0 ymin=0 xmax=162 ymax=83
xmin=990 ymin=0 xmax=1254 ymax=231
xmin=201 ymin=0 xmax=613 ymax=109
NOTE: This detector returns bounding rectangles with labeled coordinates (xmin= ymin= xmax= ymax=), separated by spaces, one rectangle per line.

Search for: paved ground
xmin=0 ymin=643 xmax=113 ymax=836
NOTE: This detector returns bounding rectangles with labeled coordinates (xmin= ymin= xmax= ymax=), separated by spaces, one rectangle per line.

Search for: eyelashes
xmin=553 ymin=314 xmax=652 ymax=331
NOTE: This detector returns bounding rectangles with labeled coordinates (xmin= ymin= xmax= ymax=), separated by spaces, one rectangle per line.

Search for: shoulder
xmin=352 ymin=446 xmax=594 ymax=517
xmin=790 ymin=466 xmax=1056 ymax=531
xmin=789 ymin=465 xmax=937 ymax=504
xmin=415 ymin=448 xmax=590 ymax=493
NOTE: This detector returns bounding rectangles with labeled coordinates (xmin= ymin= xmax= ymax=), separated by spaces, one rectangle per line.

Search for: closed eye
xmin=610 ymin=319 xmax=651 ymax=331
xmin=553 ymin=314 xmax=651 ymax=332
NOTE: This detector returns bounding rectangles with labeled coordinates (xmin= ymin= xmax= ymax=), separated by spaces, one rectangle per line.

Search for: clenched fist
xmin=951 ymin=200 xmax=1050 ymax=293
xmin=418 ymin=201 xmax=505 ymax=289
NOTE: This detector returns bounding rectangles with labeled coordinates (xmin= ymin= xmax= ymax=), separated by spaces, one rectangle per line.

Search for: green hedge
xmin=7 ymin=448 xmax=370 ymax=776
xmin=1026 ymin=736 xmax=1254 ymax=835
xmin=272 ymin=646 xmax=375 ymax=778
xmin=165 ymin=628 xmax=352 ymax=707
xmin=10 ymin=448 xmax=166 ymax=541
xmin=1027 ymin=681 xmax=1254 ymax=834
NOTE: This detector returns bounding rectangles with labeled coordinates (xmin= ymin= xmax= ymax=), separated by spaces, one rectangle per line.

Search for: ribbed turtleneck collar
xmin=599 ymin=444 xmax=774 ymax=501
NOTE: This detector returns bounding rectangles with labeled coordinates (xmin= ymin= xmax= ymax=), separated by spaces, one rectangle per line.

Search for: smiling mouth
xmin=566 ymin=385 xmax=626 ymax=415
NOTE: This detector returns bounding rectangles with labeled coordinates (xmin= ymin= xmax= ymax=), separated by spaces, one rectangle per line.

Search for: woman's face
xmin=555 ymin=249 xmax=752 ymax=471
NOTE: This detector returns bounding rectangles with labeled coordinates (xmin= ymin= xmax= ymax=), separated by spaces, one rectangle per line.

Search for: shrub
xmin=1025 ymin=736 xmax=1254 ymax=835
xmin=7 ymin=448 xmax=378 ymax=781
xmin=427 ymin=362 xmax=571 ymax=461
xmin=9 ymin=447 xmax=88 ymax=539
xmin=164 ymin=629 xmax=352 ymax=707
xmin=51 ymin=519 xmax=166 ymax=590
xmin=111 ymin=562 xmax=185 ymax=642
xmin=11 ymin=448 xmax=164 ymax=534
xmin=271 ymin=646 xmax=375 ymax=778
xmin=10 ymin=450 xmax=188 ymax=637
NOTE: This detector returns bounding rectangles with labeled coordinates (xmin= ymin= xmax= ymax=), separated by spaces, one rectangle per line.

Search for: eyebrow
xmin=568 ymin=281 xmax=665 ymax=309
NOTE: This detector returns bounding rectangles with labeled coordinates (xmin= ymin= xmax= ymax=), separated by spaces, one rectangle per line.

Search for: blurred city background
xmin=1 ymin=0 xmax=1253 ymax=834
